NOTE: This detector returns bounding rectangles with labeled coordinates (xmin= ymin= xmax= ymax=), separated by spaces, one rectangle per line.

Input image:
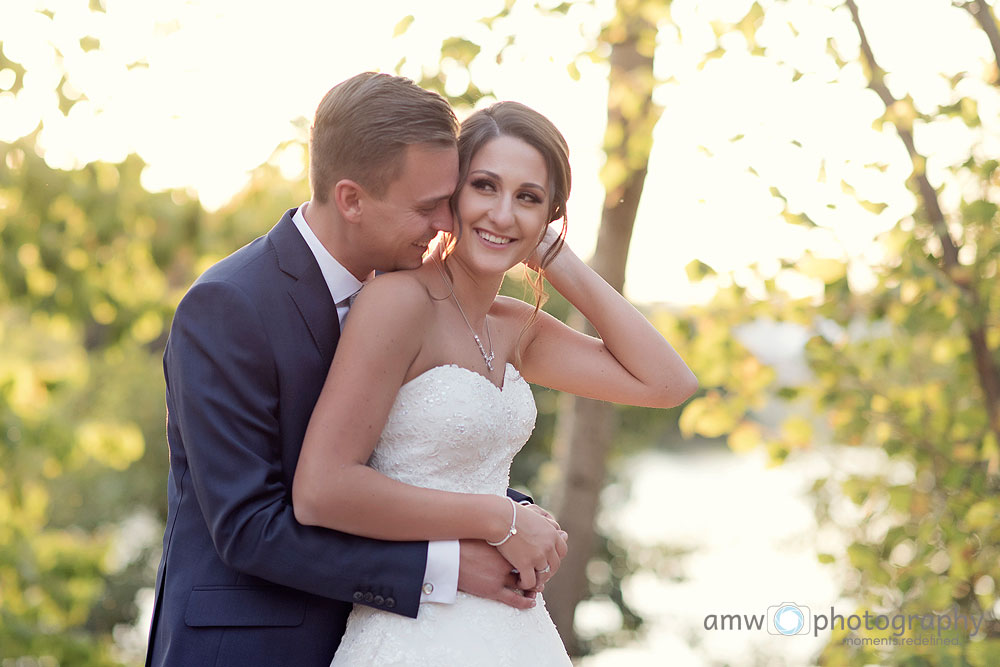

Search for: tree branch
xmin=845 ymin=0 xmax=961 ymax=273
xmin=962 ymin=0 xmax=1000 ymax=81
xmin=845 ymin=0 xmax=1000 ymax=439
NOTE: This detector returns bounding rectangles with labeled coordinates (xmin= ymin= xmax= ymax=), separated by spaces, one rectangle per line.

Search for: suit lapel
xmin=269 ymin=210 xmax=340 ymax=366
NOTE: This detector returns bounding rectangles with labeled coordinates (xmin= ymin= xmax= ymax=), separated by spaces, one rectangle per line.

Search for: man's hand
xmin=457 ymin=540 xmax=538 ymax=610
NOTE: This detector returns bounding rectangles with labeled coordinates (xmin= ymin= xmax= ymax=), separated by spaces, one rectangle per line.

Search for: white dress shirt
xmin=292 ymin=203 xmax=459 ymax=605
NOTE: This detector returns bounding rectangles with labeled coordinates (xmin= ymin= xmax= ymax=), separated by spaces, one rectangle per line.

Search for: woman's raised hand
xmin=522 ymin=223 xmax=565 ymax=273
xmin=495 ymin=502 xmax=568 ymax=590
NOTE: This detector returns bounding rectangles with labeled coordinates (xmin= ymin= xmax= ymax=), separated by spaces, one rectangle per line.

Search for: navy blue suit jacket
xmin=146 ymin=209 xmax=530 ymax=666
xmin=145 ymin=210 xmax=432 ymax=666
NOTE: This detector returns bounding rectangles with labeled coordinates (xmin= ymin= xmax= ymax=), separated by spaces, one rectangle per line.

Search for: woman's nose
xmin=488 ymin=196 xmax=515 ymax=228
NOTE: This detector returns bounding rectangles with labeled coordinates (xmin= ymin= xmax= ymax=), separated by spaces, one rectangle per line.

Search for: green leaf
xmin=727 ymin=421 xmax=762 ymax=453
xmin=961 ymin=97 xmax=980 ymax=127
xmin=780 ymin=415 xmax=813 ymax=448
xmin=841 ymin=478 xmax=871 ymax=505
xmin=847 ymin=543 xmax=880 ymax=571
xmin=926 ymin=579 xmax=955 ymax=608
xmin=781 ymin=210 xmax=818 ymax=227
xmin=440 ymin=37 xmax=481 ymax=66
xmin=392 ymin=15 xmax=414 ymax=38
xmin=678 ymin=395 xmax=740 ymax=439
xmin=685 ymin=259 xmax=716 ymax=282
xmin=796 ymin=253 xmax=845 ymax=284
xmin=967 ymin=639 xmax=1000 ymax=667
xmin=962 ymin=199 xmax=997 ymax=225
xmin=75 ymin=421 xmax=145 ymax=470
xmin=888 ymin=485 xmax=912 ymax=512
xmin=965 ymin=501 xmax=996 ymax=530
xmin=858 ymin=198 xmax=888 ymax=214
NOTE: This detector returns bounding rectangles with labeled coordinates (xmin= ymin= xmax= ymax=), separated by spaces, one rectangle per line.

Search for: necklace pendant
xmin=474 ymin=335 xmax=495 ymax=371
xmin=435 ymin=259 xmax=497 ymax=376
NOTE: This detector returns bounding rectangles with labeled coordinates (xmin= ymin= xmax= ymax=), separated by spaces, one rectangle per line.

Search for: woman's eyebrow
xmin=470 ymin=169 xmax=546 ymax=193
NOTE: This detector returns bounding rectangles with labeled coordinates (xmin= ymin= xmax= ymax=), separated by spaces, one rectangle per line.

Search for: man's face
xmin=361 ymin=143 xmax=458 ymax=271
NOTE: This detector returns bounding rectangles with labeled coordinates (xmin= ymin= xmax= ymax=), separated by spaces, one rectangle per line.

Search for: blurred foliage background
xmin=2 ymin=0 xmax=1000 ymax=665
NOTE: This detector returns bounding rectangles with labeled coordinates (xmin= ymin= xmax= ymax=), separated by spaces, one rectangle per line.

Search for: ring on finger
xmin=536 ymin=565 xmax=551 ymax=574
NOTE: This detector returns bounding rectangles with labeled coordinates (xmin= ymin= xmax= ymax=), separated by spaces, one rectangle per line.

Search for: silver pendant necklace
xmin=433 ymin=258 xmax=495 ymax=372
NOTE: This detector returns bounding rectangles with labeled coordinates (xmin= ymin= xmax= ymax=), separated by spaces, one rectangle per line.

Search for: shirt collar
xmin=292 ymin=203 xmax=371 ymax=304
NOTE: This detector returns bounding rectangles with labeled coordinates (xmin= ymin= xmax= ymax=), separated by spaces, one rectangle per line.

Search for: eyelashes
xmin=469 ymin=178 xmax=542 ymax=204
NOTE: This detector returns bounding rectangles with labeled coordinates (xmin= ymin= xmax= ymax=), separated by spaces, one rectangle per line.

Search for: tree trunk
xmin=544 ymin=2 xmax=663 ymax=655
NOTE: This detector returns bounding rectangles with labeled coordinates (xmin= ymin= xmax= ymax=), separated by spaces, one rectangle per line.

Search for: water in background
xmin=579 ymin=442 xmax=869 ymax=667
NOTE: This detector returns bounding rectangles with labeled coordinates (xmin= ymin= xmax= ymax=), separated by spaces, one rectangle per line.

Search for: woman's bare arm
xmin=292 ymin=271 xmax=564 ymax=587
xmin=517 ymin=229 xmax=698 ymax=408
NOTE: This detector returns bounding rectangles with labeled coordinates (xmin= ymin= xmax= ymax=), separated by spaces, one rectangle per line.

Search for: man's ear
xmin=333 ymin=179 xmax=365 ymax=223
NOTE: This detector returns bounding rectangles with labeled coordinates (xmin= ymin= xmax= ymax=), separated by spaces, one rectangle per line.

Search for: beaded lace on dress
xmin=330 ymin=363 xmax=571 ymax=667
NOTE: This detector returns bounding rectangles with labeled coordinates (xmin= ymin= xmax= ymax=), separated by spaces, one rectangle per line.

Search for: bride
xmin=293 ymin=101 xmax=697 ymax=665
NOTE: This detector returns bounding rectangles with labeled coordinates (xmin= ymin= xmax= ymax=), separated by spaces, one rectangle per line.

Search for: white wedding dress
xmin=330 ymin=363 xmax=572 ymax=666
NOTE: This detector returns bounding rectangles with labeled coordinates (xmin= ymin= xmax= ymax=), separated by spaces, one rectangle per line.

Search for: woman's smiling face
xmin=453 ymin=135 xmax=551 ymax=275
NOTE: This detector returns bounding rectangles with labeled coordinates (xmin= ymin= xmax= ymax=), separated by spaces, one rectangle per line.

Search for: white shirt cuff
xmin=421 ymin=540 xmax=459 ymax=604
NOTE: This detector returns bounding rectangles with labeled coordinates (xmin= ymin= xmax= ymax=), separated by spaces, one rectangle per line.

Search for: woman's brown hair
xmin=445 ymin=101 xmax=571 ymax=359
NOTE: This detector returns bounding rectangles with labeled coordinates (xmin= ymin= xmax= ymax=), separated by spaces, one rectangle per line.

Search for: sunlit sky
xmin=2 ymin=0 xmax=998 ymax=304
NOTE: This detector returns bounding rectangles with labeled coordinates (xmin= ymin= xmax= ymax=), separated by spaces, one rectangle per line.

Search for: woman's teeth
xmin=477 ymin=230 xmax=512 ymax=245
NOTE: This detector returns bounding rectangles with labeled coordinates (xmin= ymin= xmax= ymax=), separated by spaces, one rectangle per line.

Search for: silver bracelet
xmin=487 ymin=496 xmax=518 ymax=546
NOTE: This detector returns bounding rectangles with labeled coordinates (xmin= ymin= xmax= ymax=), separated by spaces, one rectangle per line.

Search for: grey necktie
xmin=340 ymin=286 xmax=363 ymax=326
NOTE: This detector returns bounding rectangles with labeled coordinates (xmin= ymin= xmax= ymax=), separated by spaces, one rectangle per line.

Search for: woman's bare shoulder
xmin=346 ymin=269 xmax=437 ymax=329
xmin=492 ymin=294 xmax=542 ymax=322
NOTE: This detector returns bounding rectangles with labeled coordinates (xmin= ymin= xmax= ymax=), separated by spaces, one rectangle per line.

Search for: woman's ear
xmin=334 ymin=179 xmax=365 ymax=223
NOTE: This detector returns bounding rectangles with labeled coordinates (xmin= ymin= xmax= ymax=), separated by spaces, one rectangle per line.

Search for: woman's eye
xmin=471 ymin=178 xmax=495 ymax=192
xmin=519 ymin=192 xmax=542 ymax=204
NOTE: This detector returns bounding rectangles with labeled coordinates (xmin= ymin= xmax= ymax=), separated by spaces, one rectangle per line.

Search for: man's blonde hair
xmin=309 ymin=72 xmax=459 ymax=202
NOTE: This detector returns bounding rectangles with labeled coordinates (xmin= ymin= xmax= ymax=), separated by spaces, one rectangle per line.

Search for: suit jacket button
xmin=374 ymin=595 xmax=384 ymax=606
xmin=352 ymin=591 xmax=363 ymax=602
xmin=363 ymin=592 xmax=374 ymax=603
xmin=385 ymin=597 xmax=396 ymax=608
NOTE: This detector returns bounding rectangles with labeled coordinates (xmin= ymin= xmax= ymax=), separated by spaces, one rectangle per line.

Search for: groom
xmin=145 ymin=72 xmax=567 ymax=666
